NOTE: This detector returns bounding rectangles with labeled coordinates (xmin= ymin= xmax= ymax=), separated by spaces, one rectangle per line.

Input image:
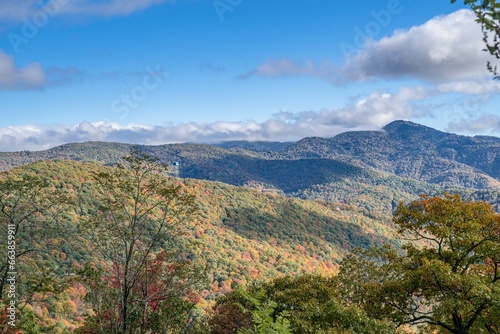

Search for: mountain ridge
xmin=1 ymin=120 xmax=499 ymax=192
xmin=281 ymin=120 xmax=500 ymax=189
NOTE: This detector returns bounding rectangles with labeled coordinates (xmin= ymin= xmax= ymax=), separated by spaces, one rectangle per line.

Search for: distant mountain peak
xmin=382 ymin=120 xmax=448 ymax=141
xmin=383 ymin=120 xmax=431 ymax=132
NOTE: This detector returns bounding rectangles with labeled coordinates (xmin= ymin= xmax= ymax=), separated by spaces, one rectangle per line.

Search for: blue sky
xmin=0 ymin=0 xmax=499 ymax=151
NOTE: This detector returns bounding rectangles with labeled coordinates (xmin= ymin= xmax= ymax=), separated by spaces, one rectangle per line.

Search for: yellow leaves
xmin=395 ymin=194 xmax=500 ymax=258
xmin=352 ymin=195 xmax=500 ymax=332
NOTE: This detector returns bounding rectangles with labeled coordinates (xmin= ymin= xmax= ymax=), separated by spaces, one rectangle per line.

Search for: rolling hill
xmin=1 ymin=121 xmax=499 ymax=193
xmin=0 ymin=159 xmax=399 ymax=331
xmin=1 ymin=120 xmax=498 ymax=220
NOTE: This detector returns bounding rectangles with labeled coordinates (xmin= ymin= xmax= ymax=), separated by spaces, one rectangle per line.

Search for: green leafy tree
xmin=338 ymin=246 xmax=409 ymax=325
xmin=209 ymin=276 xmax=397 ymax=334
xmin=265 ymin=275 xmax=397 ymax=334
xmin=339 ymin=194 xmax=500 ymax=333
xmin=79 ymin=149 xmax=199 ymax=333
xmin=455 ymin=0 xmax=500 ymax=77
xmin=235 ymin=286 xmax=292 ymax=334
xmin=0 ymin=168 xmax=71 ymax=330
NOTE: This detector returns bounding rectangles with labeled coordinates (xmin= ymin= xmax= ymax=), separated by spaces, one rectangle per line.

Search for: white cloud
xmin=447 ymin=115 xmax=500 ymax=134
xmin=342 ymin=9 xmax=490 ymax=82
xmin=0 ymin=87 xmax=431 ymax=151
xmin=436 ymin=79 xmax=500 ymax=95
xmin=0 ymin=50 xmax=45 ymax=90
xmin=240 ymin=10 xmax=491 ymax=83
xmin=276 ymin=87 xmax=429 ymax=131
xmin=0 ymin=0 xmax=172 ymax=22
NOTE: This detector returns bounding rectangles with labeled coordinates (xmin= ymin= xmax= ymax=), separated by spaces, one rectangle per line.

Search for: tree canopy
xmin=0 ymin=167 xmax=73 ymax=332
xmin=77 ymin=149 xmax=201 ymax=333
xmin=339 ymin=194 xmax=500 ymax=333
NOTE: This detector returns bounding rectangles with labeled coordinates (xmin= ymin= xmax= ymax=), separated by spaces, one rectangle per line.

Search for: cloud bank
xmin=448 ymin=115 xmax=500 ymax=134
xmin=0 ymin=87 xmax=431 ymax=151
xmin=240 ymin=10 xmax=491 ymax=83
xmin=1 ymin=80 xmax=497 ymax=151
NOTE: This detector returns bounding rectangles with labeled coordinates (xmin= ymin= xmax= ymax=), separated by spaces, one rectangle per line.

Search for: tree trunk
xmin=452 ymin=313 xmax=468 ymax=334
xmin=122 ymin=286 xmax=128 ymax=333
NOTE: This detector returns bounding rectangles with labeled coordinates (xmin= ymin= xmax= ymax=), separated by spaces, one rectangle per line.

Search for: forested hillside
xmin=1 ymin=121 xmax=500 ymax=193
xmin=282 ymin=120 xmax=500 ymax=188
xmin=0 ymin=158 xmax=401 ymax=332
